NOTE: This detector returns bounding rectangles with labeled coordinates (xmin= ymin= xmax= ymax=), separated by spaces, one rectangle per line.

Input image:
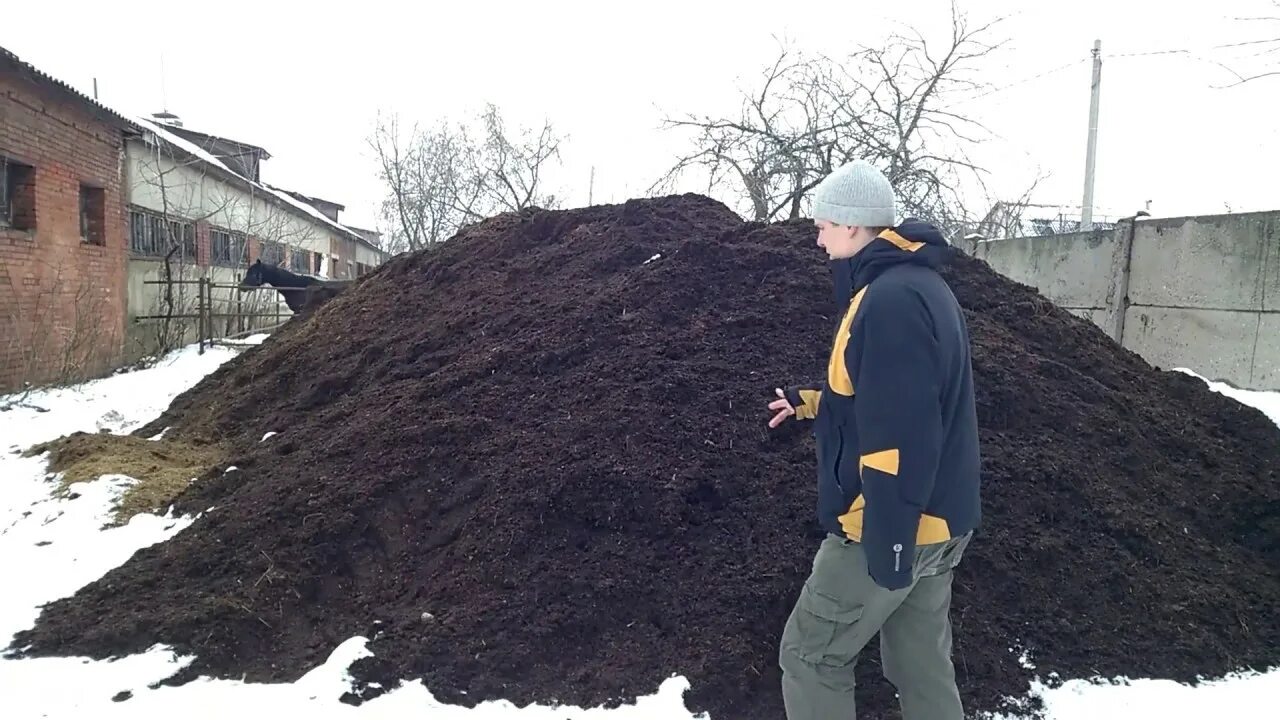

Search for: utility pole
xmin=1081 ymin=39 xmax=1102 ymax=230
xmin=588 ymin=166 xmax=596 ymax=206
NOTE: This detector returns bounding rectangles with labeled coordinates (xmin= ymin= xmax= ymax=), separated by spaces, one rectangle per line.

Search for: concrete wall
xmin=971 ymin=229 xmax=1117 ymax=315
xmin=974 ymin=210 xmax=1280 ymax=390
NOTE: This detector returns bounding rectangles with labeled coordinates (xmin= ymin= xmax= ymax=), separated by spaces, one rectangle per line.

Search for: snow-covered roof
xmin=2 ymin=44 xmax=385 ymax=258
xmin=132 ymin=115 xmax=383 ymax=255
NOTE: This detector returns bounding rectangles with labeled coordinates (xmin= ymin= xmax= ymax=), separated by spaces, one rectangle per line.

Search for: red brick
xmin=0 ymin=71 xmax=127 ymax=390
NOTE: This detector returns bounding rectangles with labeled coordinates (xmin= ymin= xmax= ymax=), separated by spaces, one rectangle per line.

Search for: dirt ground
xmin=13 ymin=195 xmax=1280 ymax=720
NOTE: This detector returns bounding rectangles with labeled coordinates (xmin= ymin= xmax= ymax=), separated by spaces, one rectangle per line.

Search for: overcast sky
xmin=4 ymin=0 xmax=1277 ymax=230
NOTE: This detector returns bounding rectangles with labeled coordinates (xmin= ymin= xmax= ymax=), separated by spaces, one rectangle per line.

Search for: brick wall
xmin=0 ymin=70 xmax=129 ymax=392
xmin=195 ymin=220 xmax=211 ymax=267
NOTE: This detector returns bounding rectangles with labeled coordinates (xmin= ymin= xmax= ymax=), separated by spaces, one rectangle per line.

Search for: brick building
xmin=1 ymin=47 xmax=390 ymax=392
xmin=1 ymin=48 xmax=135 ymax=392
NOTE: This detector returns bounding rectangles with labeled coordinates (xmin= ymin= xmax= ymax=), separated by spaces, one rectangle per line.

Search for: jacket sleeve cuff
xmin=863 ymin=492 xmax=922 ymax=590
xmin=784 ymin=385 xmax=823 ymax=421
xmin=867 ymin=546 xmax=914 ymax=591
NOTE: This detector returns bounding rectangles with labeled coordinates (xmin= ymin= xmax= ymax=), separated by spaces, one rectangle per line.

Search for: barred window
xmin=259 ymin=241 xmax=286 ymax=266
xmin=288 ymin=247 xmax=310 ymax=274
xmin=129 ymin=207 xmax=196 ymax=260
xmin=80 ymin=185 xmax=106 ymax=245
xmin=210 ymin=228 xmax=247 ymax=266
xmin=2 ymin=156 xmax=37 ymax=231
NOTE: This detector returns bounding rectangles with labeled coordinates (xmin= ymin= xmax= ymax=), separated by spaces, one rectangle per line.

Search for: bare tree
xmin=371 ymin=104 xmax=564 ymax=254
xmin=463 ymin=104 xmax=563 ymax=217
xmin=370 ymin=113 xmax=469 ymax=254
xmin=961 ymin=175 xmax=1046 ymax=243
xmin=656 ymin=4 xmax=1004 ymax=236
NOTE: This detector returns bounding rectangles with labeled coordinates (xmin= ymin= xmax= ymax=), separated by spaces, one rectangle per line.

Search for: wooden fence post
xmin=198 ymin=277 xmax=207 ymax=354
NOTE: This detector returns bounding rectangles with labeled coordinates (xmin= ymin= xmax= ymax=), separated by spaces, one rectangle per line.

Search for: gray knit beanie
xmin=811 ymin=160 xmax=896 ymax=227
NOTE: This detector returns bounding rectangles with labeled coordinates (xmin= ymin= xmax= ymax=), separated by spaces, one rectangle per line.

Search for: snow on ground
xmin=1175 ymin=368 xmax=1280 ymax=428
xmin=0 ymin=350 xmax=1277 ymax=719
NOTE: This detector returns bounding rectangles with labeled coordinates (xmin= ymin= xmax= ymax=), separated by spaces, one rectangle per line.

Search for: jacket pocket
xmin=830 ymin=433 xmax=846 ymax=492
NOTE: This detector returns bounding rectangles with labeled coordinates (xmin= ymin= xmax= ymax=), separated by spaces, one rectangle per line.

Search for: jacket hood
xmin=830 ymin=219 xmax=950 ymax=304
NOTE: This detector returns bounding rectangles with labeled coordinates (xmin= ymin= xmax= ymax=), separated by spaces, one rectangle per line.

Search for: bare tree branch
xmin=655 ymin=2 xmax=1004 ymax=236
xmin=371 ymin=105 xmax=564 ymax=253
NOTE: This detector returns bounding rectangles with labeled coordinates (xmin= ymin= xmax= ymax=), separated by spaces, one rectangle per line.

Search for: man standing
xmin=768 ymin=160 xmax=982 ymax=720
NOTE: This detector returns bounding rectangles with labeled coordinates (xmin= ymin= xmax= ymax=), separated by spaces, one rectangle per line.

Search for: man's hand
xmin=768 ymin=388 xmax=796 ymax=428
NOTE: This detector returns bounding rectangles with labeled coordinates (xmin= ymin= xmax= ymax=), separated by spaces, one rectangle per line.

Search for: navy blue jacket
xmin=786 ymin=221 xmax=982 ymax=590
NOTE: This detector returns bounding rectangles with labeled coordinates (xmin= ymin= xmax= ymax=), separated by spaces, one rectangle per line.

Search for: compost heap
xmin=12 ymin=195 xmax=1280 ymax=720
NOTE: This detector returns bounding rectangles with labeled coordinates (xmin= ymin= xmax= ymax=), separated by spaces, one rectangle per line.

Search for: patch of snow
xmin=261 ymin=432 xmax=278 ymax=442
xmin=0 ymin=475 xmax=193 ymax=646
xmin=986 ymin=671 xmax=1280 ymax=719
xmin=1174 ymin=368 xmax=1280 ymax=429
xmin=643 ymin=253 xmax=662 ymax=265
xmin=1019 ymin=650 xmax=1035 ymax=670
xmin=223 ymin=466 xmax=238 ymax=474
xmin=148 ymin=427 xmax=170 ymax=441
xmin=217 ymin=334 xmax=271 ymax=349
xmin=131 ymin=116 xmax=237 ymax=176
xmin=0 ymin=343 xmax=243 ymax=453
xmin=0 ymin=342 xmax=243 ymax=535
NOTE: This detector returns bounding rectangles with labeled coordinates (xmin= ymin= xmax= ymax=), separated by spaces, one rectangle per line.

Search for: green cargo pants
xmin=779 ymin=532 xmax=972 ymax=720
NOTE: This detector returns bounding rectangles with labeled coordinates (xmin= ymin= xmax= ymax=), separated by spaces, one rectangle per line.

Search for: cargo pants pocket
xmin=785 ymin=582 xmax=866 ymax=667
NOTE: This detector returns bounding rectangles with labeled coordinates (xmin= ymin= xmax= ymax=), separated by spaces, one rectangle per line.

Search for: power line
xmin=1103 ymin=44 xmax=1258 ymax=85
xmin=942 ymin=35 xmax=1265 ymax=111
xmin=1106 ymin=47 xmax=1200 ymax=59
xmin=944 ymin=58 xmax=1088 ymax=109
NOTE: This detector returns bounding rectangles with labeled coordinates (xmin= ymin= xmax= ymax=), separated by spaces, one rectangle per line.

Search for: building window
xmin=259 ymin=240 xmax=286 ymax=266
xmin=129 ymin=207 xmax=196 ymax=260
xmin=1 ymin=156 xmax=37 ymax=231
xmin=210 ymin=228 xmax=247 ymax=266
xmin=79 ymin=185 xmax=106 ymax=245
xmin=312 ymin=251 xmax=323 ymax=275
xmin=288 ymin=247 xmax=310 ymax=274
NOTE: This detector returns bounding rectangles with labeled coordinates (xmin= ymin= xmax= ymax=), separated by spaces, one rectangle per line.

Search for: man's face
xmin=815 ymin=220 xmax=861 ymax=259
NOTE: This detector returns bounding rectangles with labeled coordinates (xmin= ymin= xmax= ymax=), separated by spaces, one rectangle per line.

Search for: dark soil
xmin=11 ymin=195 xmax=1280 ymax=719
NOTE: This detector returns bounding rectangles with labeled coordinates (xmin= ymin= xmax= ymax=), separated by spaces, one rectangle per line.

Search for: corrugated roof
xmin=0 ymin=45 xmax=139 ymax=132
xmin=3 ymin=44 xmax=386 ymax=259
xmin=165 ymin=125 xmax=272 ymax=161
xmin=135 ymin=117 xmax=383 ymax=254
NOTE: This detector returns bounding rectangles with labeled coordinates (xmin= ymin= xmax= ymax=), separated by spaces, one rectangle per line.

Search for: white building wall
xmin=125 ymin=138 xmax=336 ymax=266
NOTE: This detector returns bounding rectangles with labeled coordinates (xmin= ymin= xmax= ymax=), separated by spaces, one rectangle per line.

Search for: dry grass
xmin=26 ymin=432 xmax=226 ymax=523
